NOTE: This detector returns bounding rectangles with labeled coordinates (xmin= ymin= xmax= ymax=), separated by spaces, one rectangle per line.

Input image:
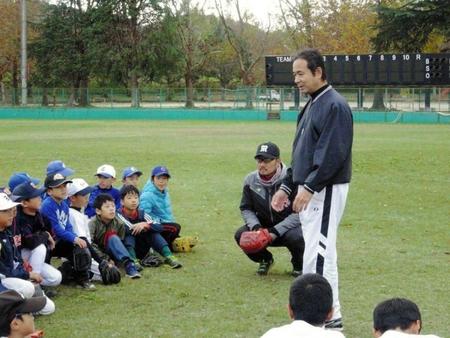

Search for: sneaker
xmin=257 ymin=258 xmax=274 ymax=275
xmin=291 ymin=270 xmax=302 ymax=277
xmin=41 ymin=286 xmax=58 ymax=298
xmin=324 ymin=318 xmax=343 ymax=331
xmin=125 ymin=261 xmax=141 ymax=279
xmin=134 ymin=260 xmax=144 ymax=272
xmin=164 ymin=255 xmax=182 ymax=269
xmin=77 ymin=281 xmax=96 ymax=291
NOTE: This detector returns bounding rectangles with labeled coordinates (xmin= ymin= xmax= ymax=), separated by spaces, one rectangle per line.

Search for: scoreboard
xmin=265 ymin=53 xmax=450 ymax=86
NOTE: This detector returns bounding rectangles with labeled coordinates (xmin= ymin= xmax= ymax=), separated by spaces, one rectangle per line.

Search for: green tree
xmin=169 ymin=0 xmax=219 ymax=108
xmin=372 ymin=0 xmax=450 ymax=53
xmin=92 ymin=0 xmax=164 ymax=107
xmin=31 ymin=2 xmax=95 ymax=106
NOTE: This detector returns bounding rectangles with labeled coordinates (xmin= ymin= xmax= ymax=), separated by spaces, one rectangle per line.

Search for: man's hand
xmin=132 ymin=222 xmax=149 ymax=235
xmin=293 ymin=187 xmax=313 ymax=213
xmin=74 ymin=237 xmax=87 ymax=248
xmin=29 ymin=271 xmax=43 ymax=283
xmin=271 ymin=190 xmax=289 ymax=211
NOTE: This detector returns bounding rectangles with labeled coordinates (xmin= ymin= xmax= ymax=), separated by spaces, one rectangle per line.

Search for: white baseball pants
xmin=299 ymin=183 xmax=349 ymax=321
xmin=21 ymin=244 xmax=62 ymax=287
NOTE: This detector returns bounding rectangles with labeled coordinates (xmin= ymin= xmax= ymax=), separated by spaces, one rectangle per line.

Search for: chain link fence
xmin=1 ymin=87 xmax=449 ymax=112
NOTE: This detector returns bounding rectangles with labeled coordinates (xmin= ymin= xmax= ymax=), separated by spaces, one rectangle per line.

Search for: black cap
xmin=0 ymin=290 xmax=46 ymax=335
xmin=11 ymin=182 xmax=45 ymax=202
xmin=44 ymin=173 xmax=72 ymax=189
xmin=254 ymin=142 xmax=280 ymax=160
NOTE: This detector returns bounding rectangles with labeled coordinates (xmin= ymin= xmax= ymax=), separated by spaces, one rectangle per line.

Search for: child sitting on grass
xmin=88 ymin=194 xmax=141 ymax=279
xmin=117 ymin=185 xmax=182 ymax=269
xmin=140 ymin=166 xmax=197 ymax=253
xmin=85 ymin=164 xmax=120 ymax=218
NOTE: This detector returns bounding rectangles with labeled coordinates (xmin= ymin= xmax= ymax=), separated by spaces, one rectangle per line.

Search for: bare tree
xmin=169 ymin=0 xmax=215 ymax=108
xmin=215 ymin=0 xmax=270 ymax=107
xmin=278 ymin=0 xmax=314 ymax=50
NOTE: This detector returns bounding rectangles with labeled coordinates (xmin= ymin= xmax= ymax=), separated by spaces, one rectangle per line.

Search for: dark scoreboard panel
xmin=265 ymin=53 xmax=450 ymax=86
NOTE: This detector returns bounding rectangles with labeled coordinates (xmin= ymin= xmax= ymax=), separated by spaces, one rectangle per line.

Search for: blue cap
xmin=122 ymin=167 xmax=143 ymax=179
xmin=11 ymin=182 xmax=45 ymax=202
xmin=151 ymin=166 xmax=171 ymax=178
xmin=46 ymin=160 xmax=74 ymax=177
xmin=8 ymin=172 xmax=40 ymax=191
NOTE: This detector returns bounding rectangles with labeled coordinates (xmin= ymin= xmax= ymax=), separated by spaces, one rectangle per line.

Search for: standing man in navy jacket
xmin=272 ymin=48 xmax=353 ymax=331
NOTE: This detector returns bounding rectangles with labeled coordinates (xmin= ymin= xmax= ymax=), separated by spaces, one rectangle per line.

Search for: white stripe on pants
xmin=21 ymin=244 xmax=62 ymax=287
xmin=299 ymin=183 xmax=349 ymax=320
xmin=1 ymin=277 xmax=55 ymax=315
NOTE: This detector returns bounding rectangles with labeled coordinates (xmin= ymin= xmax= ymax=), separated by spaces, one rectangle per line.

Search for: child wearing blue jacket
xmin=85 ymin=164 xmax=121 ymax=218
xmin=40 ymin=173 xmax=95 ymax=290
xmin=140 ymin=166 xmax=197 ymax=252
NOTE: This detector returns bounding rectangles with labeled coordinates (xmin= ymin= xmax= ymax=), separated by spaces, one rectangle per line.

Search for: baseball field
xmin=0 ymin=120 xmax=448 ymax=337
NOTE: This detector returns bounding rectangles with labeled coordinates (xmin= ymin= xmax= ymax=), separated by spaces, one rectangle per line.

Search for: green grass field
xmin=0 ymin=120 xmax=448 ymax=338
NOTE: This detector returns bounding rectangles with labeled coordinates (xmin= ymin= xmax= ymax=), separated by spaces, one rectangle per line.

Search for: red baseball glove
xmin=239 ymin=228 xmax=272 ymax=254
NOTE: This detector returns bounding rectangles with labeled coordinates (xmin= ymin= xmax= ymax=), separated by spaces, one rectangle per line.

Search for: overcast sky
xmin=202 ymin=0 xmax=281 ymax=27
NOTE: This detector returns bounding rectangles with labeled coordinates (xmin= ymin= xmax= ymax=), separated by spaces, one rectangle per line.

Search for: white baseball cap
xmin=0 ymin=193 xmax=20 ymax=211
xmin=67 ymin=178 xmax=95 ymax=197
xmin=95 ymin=164 xmax=116 ymax=179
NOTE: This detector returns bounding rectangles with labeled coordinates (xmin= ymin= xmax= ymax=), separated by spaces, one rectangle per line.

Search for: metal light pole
xmin=20 ymin=0 xmax=27 ymax=105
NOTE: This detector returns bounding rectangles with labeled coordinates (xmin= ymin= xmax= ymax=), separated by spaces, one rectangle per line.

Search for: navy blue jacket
xmin=282 ymin=86 xmax=353 ymax=194
xmin=15 ymin=205 xmax=51 ymax=251
xmin=0 ymin=228 xmax=29 ymax=280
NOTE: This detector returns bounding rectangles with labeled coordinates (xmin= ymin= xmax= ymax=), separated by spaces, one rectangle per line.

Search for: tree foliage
xmin=372 ymin=0 xmax=450 ymax=53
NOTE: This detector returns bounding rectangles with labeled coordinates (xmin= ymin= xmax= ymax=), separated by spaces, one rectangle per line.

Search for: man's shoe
xmin=257 ymin=258 xmax=273 ymax=275
xmin=324 ymin=318 xmax=343 ymax=331
xmin=164 ymin=255 xmax=182 ymax=269
xmin=125 ymin=261 xmax=142 ymax=279
xmin=291 ymin=269 xmax=302 ymax=277
xmin=77 ymin=281 xmax=96 ymax=291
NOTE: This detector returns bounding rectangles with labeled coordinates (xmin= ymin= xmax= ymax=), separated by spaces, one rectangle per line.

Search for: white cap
xmin=95 ymin=164 xmax=116 ymax=179
xmin=0 ymin=193 xmax=20 ymax=211
xmin=67 ymin=178 xmax=95 ymax=197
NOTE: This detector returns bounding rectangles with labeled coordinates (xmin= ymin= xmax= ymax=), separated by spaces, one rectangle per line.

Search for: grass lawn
xmin=0 ymin=120 xmax=448 ymax=338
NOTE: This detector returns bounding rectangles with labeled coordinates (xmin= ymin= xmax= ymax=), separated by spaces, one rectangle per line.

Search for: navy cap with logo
xmin=254 ymin=142 xmax=280 ymax=160
xmin=0 ymin=290 xmax=46 ymax=336
xmin=44 ymin=173 xmax=73 ymax=189
xmin=11 ymin=182 xmax=46 ymax=202
xmin=151 ymin=166 xmax=171 ymax=178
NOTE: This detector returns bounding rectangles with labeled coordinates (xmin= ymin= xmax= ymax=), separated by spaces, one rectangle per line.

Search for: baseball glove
xmin=99 ymin=260 xmax=121 ymax=285
xmin=172 ymin=236 xmax=198 ymax=253
xmin=239 ymin=228 xmax=272 ymax=254
xmin=72 ymin=246 xmax=92 ymax=272
xmin=140 ymin=253 xmax=163 ymax=268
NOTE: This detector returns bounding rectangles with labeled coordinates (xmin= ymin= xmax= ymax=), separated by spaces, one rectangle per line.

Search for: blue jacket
xmin=40 ymin=196 xmax=76 ymax=243
xmin=85 ymin=185 xmax=121 ymax=218
xmin=140 ymin=181 xmax=174 ymax=223
xmin=0 ymin=228 xmax=30 ymax=280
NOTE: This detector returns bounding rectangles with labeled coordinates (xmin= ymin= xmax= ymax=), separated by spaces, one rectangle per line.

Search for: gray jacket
xmin=240 ymin=163 xmax=301 ymax=237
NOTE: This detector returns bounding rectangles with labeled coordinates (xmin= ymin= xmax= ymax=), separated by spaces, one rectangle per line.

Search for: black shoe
xmin=324 ymin=318 xmax=343 ymax=331
xmin=42 ymin=286 xmax=58 ymax=298
xmin=77 ymin=281 xmax=96 ymax=291
xmin=257 ymin=258 xmax=273 ymax=275
xmin=291 ymin=269 xmax=302 ymax=277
